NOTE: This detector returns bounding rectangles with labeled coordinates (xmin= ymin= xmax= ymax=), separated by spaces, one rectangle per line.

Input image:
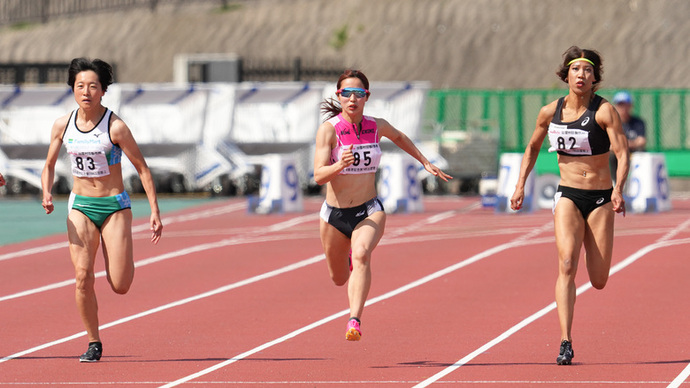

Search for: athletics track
xmin=1 ymin=195 xmax=689 ymax=386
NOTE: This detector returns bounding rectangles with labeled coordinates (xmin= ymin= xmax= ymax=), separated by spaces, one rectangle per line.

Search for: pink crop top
xmin=329 ymin=114 xmax=382 ymax=174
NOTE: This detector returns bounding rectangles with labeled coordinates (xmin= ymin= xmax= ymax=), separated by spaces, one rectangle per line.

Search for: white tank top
xmin=62 ymin=108 xmax=122 ymax=178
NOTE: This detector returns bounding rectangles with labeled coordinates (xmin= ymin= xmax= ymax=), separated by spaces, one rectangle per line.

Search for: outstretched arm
xmin=377 ymin=118 xmax=452 ymax=182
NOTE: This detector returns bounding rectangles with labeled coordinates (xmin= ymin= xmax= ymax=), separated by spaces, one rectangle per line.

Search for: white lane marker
xmin=414 ymin=220 xmax=690 ymax=387
xmin=0 ymin=208 xmax=489 ymax=368
xmin=0 ymin=202 xmax=247 ymax=262
xmin=158 ymin=222 xmax=553 ymax=387
xmin=0 ymin=212 xmax=316 ymax=302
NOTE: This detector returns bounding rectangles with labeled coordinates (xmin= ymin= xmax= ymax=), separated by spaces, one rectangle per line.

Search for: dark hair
xmin=67 ymin=58 xmax=114 ymax=92
xmin=320 ymin=69 xmax=370 ymax=120
xmin=556 ymin=46 xmax=603 ymax=90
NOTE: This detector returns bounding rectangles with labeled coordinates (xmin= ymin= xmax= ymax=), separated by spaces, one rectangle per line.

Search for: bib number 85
xmin=352 ymin=151 xmax=371 ymax=166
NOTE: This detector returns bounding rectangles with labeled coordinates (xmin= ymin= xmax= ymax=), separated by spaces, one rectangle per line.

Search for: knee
xmin=331 ymin=274 xmax=348 ymax=287
xmin=109 ymin=275 xmax=133 ymax=295
xmin=111 ymin=283 xmax=131 ymax=295
xmin=590 ymin=275 xmax=609 ymax=290
xmin=558 ymin=256 xmax=577 ymax=277
xmin=74 ymin=268 xmax=95 ymax=293
xmin=350 ymin=246 xmax=371 ymax=268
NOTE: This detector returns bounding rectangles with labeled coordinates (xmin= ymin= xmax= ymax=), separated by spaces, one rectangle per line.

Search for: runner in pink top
xmin=328 ymin=113 xmax=381 ymax=175
xmin=314 ymin=69 xmax=452 ymax=341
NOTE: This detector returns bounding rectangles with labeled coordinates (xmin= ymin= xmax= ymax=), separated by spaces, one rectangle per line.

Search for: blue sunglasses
xmin=337 ymin=88 xmax=369 ymax=98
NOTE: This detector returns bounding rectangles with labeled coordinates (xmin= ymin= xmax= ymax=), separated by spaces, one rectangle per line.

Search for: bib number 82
xmin=557 ymin=136 xmax=576 ymax=150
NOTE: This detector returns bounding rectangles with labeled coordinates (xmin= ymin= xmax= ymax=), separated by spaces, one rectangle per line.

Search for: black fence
xmin=0 ymin=58 xmax=341 ymax=85
xmin=233 ymin=58 xmax=343 ymax=83
xmin=0 ymin=63 xmax=70 ymax=84
xmin=0 ymin=0 xmax=227 ymax=25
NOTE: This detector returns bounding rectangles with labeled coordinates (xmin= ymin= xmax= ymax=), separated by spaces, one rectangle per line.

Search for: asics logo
xmin=581 ymin=117 xmax=590 ymax=126
xmin=596 ymin=197 xmax=605 ymax=205
xmin=355 ymin=210 xmax=366 ymax=217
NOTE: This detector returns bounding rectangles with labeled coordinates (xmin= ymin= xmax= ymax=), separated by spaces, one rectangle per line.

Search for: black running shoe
xmin=556 ymin=340 xmax=574 ymax=365
xmin=79 ymin=342 xmax=102 ymax=363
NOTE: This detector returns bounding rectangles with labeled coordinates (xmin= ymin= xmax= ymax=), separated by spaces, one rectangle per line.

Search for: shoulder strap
xmin=60 ymin=110 xmax=76 ymax=140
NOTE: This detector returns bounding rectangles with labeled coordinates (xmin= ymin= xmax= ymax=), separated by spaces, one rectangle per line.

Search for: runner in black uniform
xmin=510 ymin=46 xmax=630 ymax=365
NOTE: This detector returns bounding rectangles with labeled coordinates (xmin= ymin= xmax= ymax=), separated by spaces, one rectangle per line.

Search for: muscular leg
xmin=100 ymin=209 xmax=134 ymax=294
xmin=348 ymin=211 xmax=386 ymax=320
xmin=320 ymin=219 xmax=351 ymax=286
xmin=583 ymin=204 xmax=615 ymax=290
xmin=553 ymin=199 xmax=585 ymax=343
xmin=67 ymin=211 xmax=102 ymax=343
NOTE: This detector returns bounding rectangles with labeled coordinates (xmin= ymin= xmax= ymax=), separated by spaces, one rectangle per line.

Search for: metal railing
xmin=425 ymin=88 xmax=690 ymax=152
xmin=0 ymin=0 xmax=226 ymax=25
xmin=423 ymin=88 xmax=690 ymax=176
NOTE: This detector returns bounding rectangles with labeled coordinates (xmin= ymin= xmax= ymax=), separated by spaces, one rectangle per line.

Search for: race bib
xmin=69 ymin=149 xmax=110 ymax=177
xmin=547 ymin=123 xmax=592 ymax=155
xmin=338 ymin=143 xmax=381 ymax=174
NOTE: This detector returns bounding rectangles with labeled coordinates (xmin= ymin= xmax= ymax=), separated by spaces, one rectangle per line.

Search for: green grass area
xmin=0 ymin=195 xmax=223 ymax=246
xmin=534 ymin=150 xmax=690 ymax=177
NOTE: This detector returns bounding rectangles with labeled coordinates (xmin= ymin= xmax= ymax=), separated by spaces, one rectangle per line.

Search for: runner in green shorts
xmin=41 ymin=58 xmax=163 ymax=362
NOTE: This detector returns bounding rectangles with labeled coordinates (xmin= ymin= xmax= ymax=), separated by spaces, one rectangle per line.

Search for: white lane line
xmin=0 ymin=212 xmax=317 ymax=303
xmin=665 ymin=219 xmax=690 ymax=388
xmin=0 ymin=253 xmax=326 ymax=364
xmin=414 ymin=220 xmax=690 ymax=388
xmin=0 ymin=208 xmax=510 ymax=370
xmin=669 ymin=363 xmax=690 ymax=388
xmin=0 ymin=209 xmax=472 ymax=363
xmin=0 ymin=380 xmax=676 ymax=385
xmin=0 ymin=202 xmax=247 ymax=262
xmin=158 ymin=222 xmax=553 ymax=387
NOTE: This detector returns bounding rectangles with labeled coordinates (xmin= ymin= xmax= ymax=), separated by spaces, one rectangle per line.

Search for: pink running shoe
xmin=345 ymin=318 xmax=361 ymax=341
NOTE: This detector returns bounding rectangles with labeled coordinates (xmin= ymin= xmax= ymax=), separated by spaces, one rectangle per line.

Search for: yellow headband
xmin=567 ymin=58 xmax=595 ymax=67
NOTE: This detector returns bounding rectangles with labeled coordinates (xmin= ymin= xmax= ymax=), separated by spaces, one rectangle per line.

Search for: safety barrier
xmin=0 ymin=81 xmax=438 ymax=203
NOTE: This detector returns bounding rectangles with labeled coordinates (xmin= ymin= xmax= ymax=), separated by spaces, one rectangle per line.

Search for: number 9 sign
xmin=256 ymin=154 xmax=303 ymax=213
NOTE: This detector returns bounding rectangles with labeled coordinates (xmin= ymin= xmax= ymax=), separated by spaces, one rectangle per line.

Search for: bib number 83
xmin=75 ymin=156 xmax=96 ymax=170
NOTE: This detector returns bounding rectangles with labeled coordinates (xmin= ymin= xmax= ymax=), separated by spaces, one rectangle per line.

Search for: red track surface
xmin=2 ymin=196 xmax=690 ymax=387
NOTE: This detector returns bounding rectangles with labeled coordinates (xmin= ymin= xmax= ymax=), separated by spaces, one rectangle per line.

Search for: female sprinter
xmin=314 ymin=69 xmax=452 ymax=341
xmin=510 ymin=47 xmax=629 ymax=365
xmin=41 ymin=58 xmax=163 ymax=362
